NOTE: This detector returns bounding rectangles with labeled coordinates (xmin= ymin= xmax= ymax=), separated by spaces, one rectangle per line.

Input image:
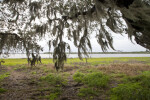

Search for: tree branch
xmin=62 ymin=5 xmax=96 ymax=21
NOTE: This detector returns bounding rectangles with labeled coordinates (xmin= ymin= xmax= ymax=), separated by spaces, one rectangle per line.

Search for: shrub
xmin=111 ymin=83 xmax=143 ymax=100
xmin=78 ymin=87 xmax=98 ymax=97
xmin=83 ymin=72 xmax=109 ymax=88
xmin=73 ymin=72 xmax=85 ymax=83
xmin=43 ymin=87 xmax=62 ymax=100
xmin=49 ymin=87 xmax=62 ymax=100
xmin=0 ymin=88 xmax=7 ymax=93
xmin=13 ymin=65 xmax=26 ymax=70
xmin=73 ymin=72 xmax=109 ymax=88
xmin=0 ymin=73 xmax=10 ymax=81
xmin=110 ymin=71 xmax=150 ymax=100
xmin=31 ymin=71 xmax=37 ymax=74
xmin=40 ymin=73 xmax=67 ymax=85
xmin=49 ymin=93 xmax=58 ymax=100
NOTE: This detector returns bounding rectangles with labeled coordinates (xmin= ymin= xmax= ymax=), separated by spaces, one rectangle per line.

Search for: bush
xmin=0 ymin=88 xmax=7 ymax=93
xmin=13 ymin=65 xmax=26 ymax=70
xmin=43 ymin=87 xmax=62 ymax=100
xmin=73 ymin=72 xmax=109 ymax=88
xmin=49 ymin=87 xmax=62 ymax=100
xmin=73 ymin=72 xmax=85 ymax=83
xmin=111 ymin=83 xmax=143 ymax=100
xmin=83 ymin=72 xmax=109 ymax=88
xmin=40 ymin=74 xmax=67 ymax=85
xmin=139 ymin=71 xmax=150 ymax=88
xmin=78 ymin=87 xmax=98 ymax=97
xmin=0 ymin=73 xmax=10 ymax=81
xmin=110 ymin=71 xmax=150 ymax=100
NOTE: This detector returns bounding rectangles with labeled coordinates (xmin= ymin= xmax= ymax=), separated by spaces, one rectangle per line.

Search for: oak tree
xmin=0 ymin=0 xmax=150 ymax=70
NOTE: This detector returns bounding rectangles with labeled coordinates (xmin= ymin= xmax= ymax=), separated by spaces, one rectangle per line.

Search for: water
xmin=1 ymin=53 xmax=150 ymax=59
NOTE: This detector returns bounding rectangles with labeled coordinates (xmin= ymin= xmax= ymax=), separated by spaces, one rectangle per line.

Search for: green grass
xmin=39 ymin=87 xmax=62 ymax=100
xmin=39 ymin=58 xmax=53 ymax=64
xmin=40 ymin=73 xmax=67 ymax=86
xmin=2 ymin=57 xmax=150 ymax=66
xmin=0 ymin=73 xmax=10 ymax=81
xmin=46 ymin=88 xmax=62 ymax=100
xmin=0 ymin=73 xmax=9 ymax=94
xmin=39 ymin=73 xmax=67 ymax=100
xmin=13 ymin=65 xmax=27 ymax=70
xmin=31 ymin=71 xmax=37 ymax=75
xmin=67 ymin=57 xmax=150 ymax=65
xmin=83 ymin=72 xmax=109 ymax=88
xmin=73 ymin=71 xmax=109 ymax=99
xmin=78 ymin=87 xmax=98 ymax=97
xmin=2 ymin=58 xmax=53 ymax=66
xmin=49 ymin=88 xmax=62 ymax=100
xmin=73 ymin=71 xmax=109 ymax=88
xmin=73 ymin=72 xmax=85 ymax=83
xmin=0 ymin=88 xmax=7 ymax=93
xmin=48 ymin=93 xmax=59 ymax=100
xmin=110 ymin=71 xmax=150 ymax=100
xmin=2 ymin=59 xmax=27 ymax=66
xmin=111 ymin=83 xmax=143 ymax=100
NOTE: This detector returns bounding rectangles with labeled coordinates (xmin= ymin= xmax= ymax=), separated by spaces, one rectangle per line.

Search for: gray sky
xmin=39 ymin=33 xmax=146 ymax=52
xmin=0 ymin=0 xmax=146 ymax=52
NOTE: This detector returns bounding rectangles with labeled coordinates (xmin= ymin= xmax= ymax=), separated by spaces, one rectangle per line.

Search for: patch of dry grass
xmin=97 ymin=63 xmax=150 ymax=76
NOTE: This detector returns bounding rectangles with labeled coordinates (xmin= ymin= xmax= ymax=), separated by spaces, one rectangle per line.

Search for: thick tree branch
xmin=62 ymin=5 xmax=96 ymax=21
xmin=0 ymin=32 xmax=22 ymax=40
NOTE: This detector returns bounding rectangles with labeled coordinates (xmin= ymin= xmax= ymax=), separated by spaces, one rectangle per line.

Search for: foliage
xmin=45 ymin=88 xmax=62 ymax=100
xmin=40 ymin=73 xmax=67 ymax=86
xmin=78 ymin=87 xmax=98 ymax=97
xmin=73 ymin=71 xmax=109 ymax=88
xmin=48 ymin=93 xmax=59 ymax=100
xmin=0 ymin=88 xmax=7 ymax=93
xmin=111 ymin=83 xmax=143 ymax=100
xmin=0 ymin=73 xmax=10 ymax=81
xmin=39 ymin=73 xmax=65 ymax=99
xmin=13 ymin=65 xmax=26 ymax=70
xmin=40 ymin=87 xmax=62 ymax=100
xmin=73 ymin=72 xmax=85 ymax=83
xmin=83 ymin=72 xmax=109 ymax=88
xmin=31 ymin=71 xmax=37 ymax=75
xmin=110 ymin=71 xmax=150 ymax=100
xmin=1 ymin=0 xmax=150 ymax=70
xmin=0 ymin=72 xmax=10 ymax=95
xmin=53 ymin=42 xmax=70 ymax=71
xmin=73 ymin=71 xmax=109 ymax=99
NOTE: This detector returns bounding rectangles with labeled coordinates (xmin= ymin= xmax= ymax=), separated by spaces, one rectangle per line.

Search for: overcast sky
xmin=0 ymin=0 xmax=146 ymax=52
xmin=39 ymin=33 xmax=146 ymax=52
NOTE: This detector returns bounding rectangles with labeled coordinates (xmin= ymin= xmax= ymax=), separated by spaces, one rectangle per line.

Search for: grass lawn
xmin=2 ymin=57 xmax=150 ymax=66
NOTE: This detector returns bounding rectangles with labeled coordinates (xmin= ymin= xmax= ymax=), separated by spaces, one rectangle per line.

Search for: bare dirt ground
xmin=0 ymin=66 xmax=41 ymax=100
xmin=0 ymin=65 xmax=82 ymax=100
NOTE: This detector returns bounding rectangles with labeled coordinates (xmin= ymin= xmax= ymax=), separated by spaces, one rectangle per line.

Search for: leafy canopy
xmin=0 ymin=0 xmax=150 ymax=70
